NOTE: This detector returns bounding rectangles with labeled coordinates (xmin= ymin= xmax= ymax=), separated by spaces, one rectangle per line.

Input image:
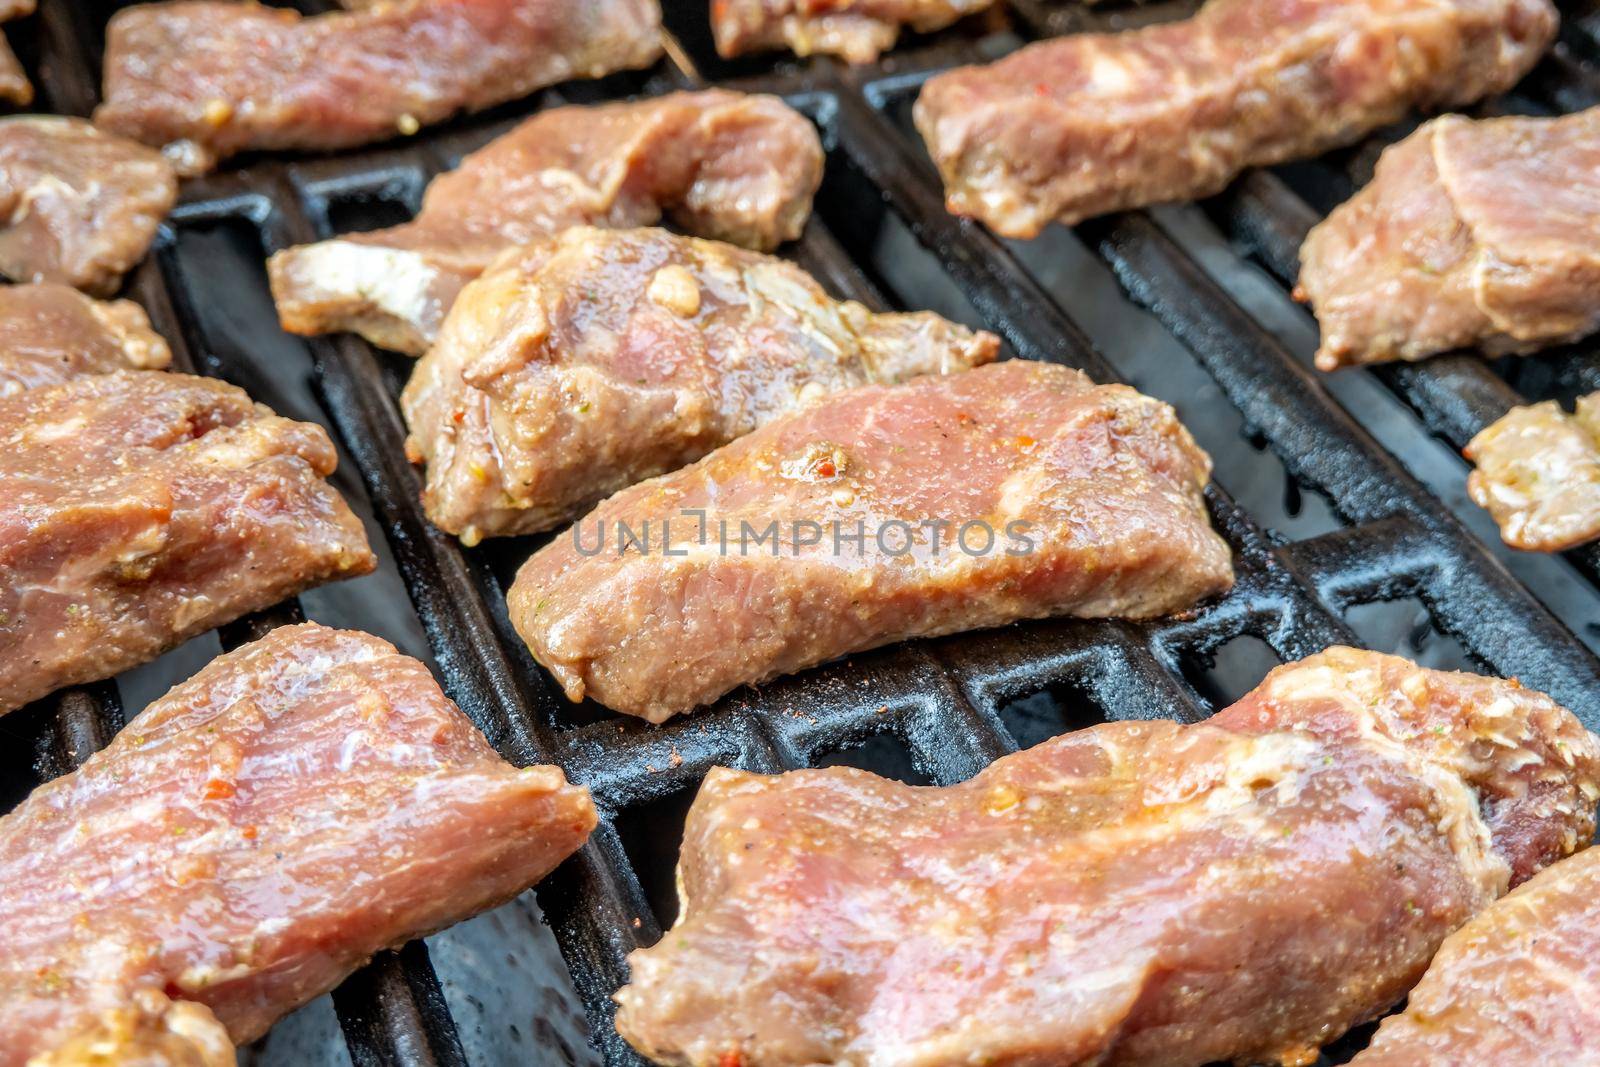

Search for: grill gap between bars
xmin=10 ymin=3 xmax=1600 ymax=1066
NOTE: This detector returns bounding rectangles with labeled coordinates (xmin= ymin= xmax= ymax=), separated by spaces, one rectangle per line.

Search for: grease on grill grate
xmin=10 ymin=2 xmax=1600 ymax=1065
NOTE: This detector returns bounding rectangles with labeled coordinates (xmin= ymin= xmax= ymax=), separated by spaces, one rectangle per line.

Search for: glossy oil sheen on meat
xmin=0 ymin=371 xmax=376 ymax=714
xmin=0 ymin=283 xmax=170 ymax=396
xmin=615 ymin=647 xmax=1600 ymax=1067
xmin=711 ymin=0 xmax=998 ymax=62
xmin=402 ymin=226 xmax=999 ymax=541
xmin=913 ymin=0 xmax=1556 ymax=237
xmin=93 ymin=0 xmax=664 ymax=175
xmin=1352 ymin=840 xmax=1600 ymax=1065
xmin=1299 ymin=108 xmax=1600 ymax=369
xmin=0 ymin=624 xmax=598 ymax=1066
xmin=509 ymin=360 xmax=1233 ymax=722
xmin=1464 ymin=392 xmax=1600 ymax=551
xmin=268 ymin=90 xmax=822 ymax=355
xmin=0 ymin=117 xmax=176 ymax=295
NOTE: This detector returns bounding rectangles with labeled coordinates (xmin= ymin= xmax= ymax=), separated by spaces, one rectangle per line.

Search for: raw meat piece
xmin=509 ymin=359 xmax=1232 ymax=721
xmin=617 ymin=647 xmax=1600 ymax=1066
xmin=914 ymin=0 xmax=1556 ymax=237
xmin=0 ymin=283 xmax=170 ymax=397
xmin=0 ymin=371 xmax=376 ymax=714
xmin=1 ymin=624 xmax=596 ymax=1066
xmin=267 ymin=90 xmax=822 ymax=355
xmin=93 ymin=0 xmax=665 ymax=175
xmin=402 ymin=226 xmax=998 ymax=540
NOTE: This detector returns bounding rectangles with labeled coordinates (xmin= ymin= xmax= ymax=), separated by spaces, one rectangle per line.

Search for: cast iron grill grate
xmin=9 ymin=1 xmax=1600 ymax=1064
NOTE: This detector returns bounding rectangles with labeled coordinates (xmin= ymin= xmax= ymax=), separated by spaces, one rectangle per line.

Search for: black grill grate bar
xmin=1089 ymin=209 xmax=1600 ymax=700
xmin=331 ymin=941 xmax=471 ymax=1067
xmin=1211 ymin=95 xmax=1600 ymax=585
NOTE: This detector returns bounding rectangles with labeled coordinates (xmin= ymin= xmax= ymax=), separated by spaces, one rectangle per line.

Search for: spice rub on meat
xmin=268 ymin=90 xmax=823 ymax=356
xmin=0 ymin=117 xmax=176 ymax=296
xmin=711 ymin=0 xmax=999 ymax=63
xmin=914 ymin=0 xmax=1556 ymax=238
xmin=0 ymin=624 xmax=597 ymax=1067
xmin=1352 ymin=841 xmax=1600 ymax=1066
xmin=1299 ymin=109 xmax=1600 ymax=370
xmin=509 ymin=360 xmax=1232 ymax=722
xmin=93 ymin=0 xmax=665 ymax=176
xmin=616 ymin=648 xmax=1600 ymax=1067
xmin=402 ymin=226 xmax=998 ymax=542
xmin=1463 ymin=392 xmax=1600 ymax=552
xmin=0 ymin=371 xmax=376 ymax=715
xmin=0 ymin=283 xmax=170 ymax=397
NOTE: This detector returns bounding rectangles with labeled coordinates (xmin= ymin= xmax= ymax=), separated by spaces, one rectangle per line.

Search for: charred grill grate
xmin=10 ymin=1 xmax=1600 ymax=1064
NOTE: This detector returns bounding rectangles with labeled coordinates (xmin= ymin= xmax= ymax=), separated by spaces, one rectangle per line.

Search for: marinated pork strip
xmin=93 ymin=0 xmax=665 ymax=176
xmin=1299 ymin=109 xmax=1600 ymax=370
xmin=510 ymin=360 xmax=1233 ymax=722
xmin=1462 ymin=393 xmax=1600 ymax=552
xmin=0 ymin=283 xmax=171 ymax=397
xmin=0 ymin=623 xmax=598 ymax=1067
xmin=0 ymin=117 xmax=176 ymax=296
xmin=711 ymin=0 xmax=997 ymax=63
xmin=0 ymin=371 xmax=376 ymax=714
xmin=616 ymin=648 xmax=1600 ymax=1067
xmin=403 ymin=226 xmax=999 ymax=542
xmin=1352 ymin=844 xmax=1600 ymax=1065
xmin=268 ymin=90 xmax=822 ymax=356
xmin=913 ymin=0 xmax=1556 ymax=238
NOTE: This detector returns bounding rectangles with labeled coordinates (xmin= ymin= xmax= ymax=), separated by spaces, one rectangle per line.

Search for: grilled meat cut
xmin=93 ymin=0 xmax=664 ymax=176
xmin=913 ymin=0 xmax=1556 ymax=238
xmin=0 ymin=117 xmax=176 ymax=296
xmin=0 ymin=623 xmax=598 ymax=1067
xmin=268 ymin=90 xmax=822 ymax=356
xmin=711 ymin=0 xmax=997 ymax=62
xmin=402 ymin=226 xmax=999 ymax=542
xmin=615 ymin=648 xmax=1600 ymax=1067
xmin=1352 ymin=843 xmax=1600 ymax=1066
xmin=0 ymin=371 xmax=376 ymax=715
xmin=0 ymin=283 xmax=170 ymax=397
xmin=1463 ymin=393 xmax=1600 ymax=552
xmin=509 ymin=360 xmax=1233 ymax=722
xmin=1299 ymin=109 xmax=1600 ymax=370
xmin=27 ymin=990 xmax=234 ymax=1067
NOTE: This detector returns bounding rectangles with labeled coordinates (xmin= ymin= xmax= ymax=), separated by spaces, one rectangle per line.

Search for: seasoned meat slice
xmin=268 ymin=90 xmax=822 ymax=355
xmin=27 ymin=991 xmax=233 ymax=1067
xmin=615 ymin=648 xmax=1600 ymax=1067
xmin=93 ymin=0 xmax=664 ymax=176
xmin=0 ymin=624 xmax=597 ymax=1067
xmin=0 ymin=117 xmax=176 ymax=296
xmin=914 ymin=0 xmax=1556 ymax=238
xmin=402 ymin=227 xmax=999 ymax=541
xmin=711 ymin=0 xmax=997 ymax=62
xmin=1463 ymin=393 xmax=1600 ymax=552
xmin=1353 ymin=842 xmax=1600 ymax=1066
xmin=1299 ymin=109 xmax=1600 ymax=369
xmin=509 ymin=360 xmax=1232 ymax=721
xmin=0 ymin=371 xmax=376 ymax=714
xmin=0 ymin=283 xmax=171 ymax=397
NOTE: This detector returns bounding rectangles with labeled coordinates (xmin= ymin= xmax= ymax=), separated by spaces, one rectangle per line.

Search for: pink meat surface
xmin=509 ymin=359 xmax=1233 ymax=721
xmin=616 ymin=647 xmax=1600 ymax=1066
xmin=0 ymin=623 xmax=597 ymax=1065
xmin=93 ymin=0 xmax=664 ymax=175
